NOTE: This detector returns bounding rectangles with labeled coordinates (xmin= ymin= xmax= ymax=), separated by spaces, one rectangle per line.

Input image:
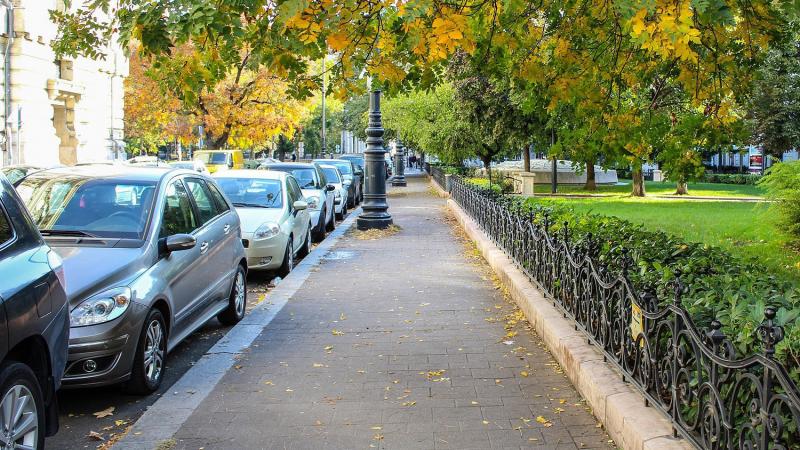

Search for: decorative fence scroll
xmin=442 ymin=174 xmax=800 ymax=450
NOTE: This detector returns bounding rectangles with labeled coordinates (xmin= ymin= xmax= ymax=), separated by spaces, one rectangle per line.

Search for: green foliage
xmin=760 ymin=161 xmax=800 ymax=240
xmin=513 ymin=195 xmax=800 ymax=380
xmin=749 ymin=41 xmax=800 ymax=158
xmin=703 ymin=173 xmax=762 ymax=185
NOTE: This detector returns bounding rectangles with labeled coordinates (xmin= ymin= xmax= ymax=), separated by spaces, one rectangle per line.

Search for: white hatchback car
xmin=214 ymin=170 xmax=311 ymax=276
xmin=319 ymin=164 xmax=348 ymax=220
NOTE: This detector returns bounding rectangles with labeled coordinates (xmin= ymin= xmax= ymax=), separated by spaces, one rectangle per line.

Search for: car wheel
xmin=326 ymin=208 xmax=335 ymax=232
xmin=277 ymin=239 xmax=294 ymax=278
xmin=312 ymin=211 xmax=326 ymax=243
xmin=0 ymin=362 xmax=44 ymax=450
xmin=125 ymin=309 xmax=167 ymax=395
xmin=297 ymin=224 xmax=312 ymax=258
xmin=218 ymin=265 xmax=247 ymax=325
xmin=336 ymin=202 xmax=346 ymax=221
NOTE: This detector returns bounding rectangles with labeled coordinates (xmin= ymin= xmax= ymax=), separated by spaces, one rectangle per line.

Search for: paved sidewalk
xmin=169 ymin=176 xmax=613 ymax=450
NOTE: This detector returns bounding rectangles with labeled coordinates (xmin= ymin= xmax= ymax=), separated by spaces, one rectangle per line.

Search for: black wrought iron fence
xmin=443 ymin=174 xmax=800 ymax=450
xmin=430 ymin=165 xmax=446 ymax=190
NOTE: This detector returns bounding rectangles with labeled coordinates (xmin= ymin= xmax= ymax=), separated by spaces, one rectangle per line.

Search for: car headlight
xmin=306 ymin=195 xmax=320 ymax=209
xmin=70 ymin=287 xmax=131 ymax=327
xmin=254 ymin=222 xmax=281 ymax=240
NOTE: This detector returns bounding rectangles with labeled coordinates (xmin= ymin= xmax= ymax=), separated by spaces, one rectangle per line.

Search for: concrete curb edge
xmin=435 ymin=181 xmax=692 ymax=450
xmin=114 ymin=209 xmax=363 ymax=449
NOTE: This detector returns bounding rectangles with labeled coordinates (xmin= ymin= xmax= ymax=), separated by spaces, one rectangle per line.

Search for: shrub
xmin=760 ymin=161 xmax=800 ymax=240
xmin=518 ymin=197 xmax=800 ymax=381
xmin=703 ymin=173 xmax=762 ymax=185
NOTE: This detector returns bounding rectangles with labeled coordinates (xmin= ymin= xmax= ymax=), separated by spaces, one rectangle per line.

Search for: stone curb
xmin=437 ymin=181 xmax=692 ymax=450
xmin=113 ymin=209 xmax=363 ymax=450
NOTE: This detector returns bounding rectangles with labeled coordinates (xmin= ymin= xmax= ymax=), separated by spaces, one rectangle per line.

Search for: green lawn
xmin=533 ymin=180 xmax=764 ymax=198
xmin=529 ymin=197 xmax=799 ymax=280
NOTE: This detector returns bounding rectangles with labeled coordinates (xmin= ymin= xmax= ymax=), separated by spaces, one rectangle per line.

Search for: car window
xmin=316 ymin=167 xmax=327 ymax=188
xmin=287 ymin=177 xmax=304 ymax=203
xmin=160 ymin=180 xmax=198 ymax=237
xmin=18 ymin=175 xmax=156 ymax=239
xmin=185 ymin=178 xmax=219 ymax=224
xmin=206 ymin=181 xmax=231 ymax=213
xmin=321 ymin=167 xmax=340 ymax=183
xmin=269 ymin=168 xmax=317 ymax=189
xmin=195 ymin=152 xmax=227 ymax=165
xmin=216 ymin=177 xmax=283 ymax=208
xmin=0 ymin=203 xmax=13 ymax=248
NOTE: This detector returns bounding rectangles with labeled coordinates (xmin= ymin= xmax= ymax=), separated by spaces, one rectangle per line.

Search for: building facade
xmin=0 ymin=0 xmax=127 ymax=167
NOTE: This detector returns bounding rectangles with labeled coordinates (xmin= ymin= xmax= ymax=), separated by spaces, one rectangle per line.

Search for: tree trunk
xmin=482 ymin=155 xmax=493 ymax=188
xmin=675 ymin=181 xmax=688 ymax=195
xmin=631 ymin=166 xmax=646 ymax=197
xmin=584 ymin=160 xmax=597 ymax=191
xmin=523 ymin=145 xmax=531 ymax=172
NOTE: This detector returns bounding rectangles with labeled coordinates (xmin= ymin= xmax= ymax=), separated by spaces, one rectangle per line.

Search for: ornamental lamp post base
xmin=357 ymin=89 xmax=393 ymax=230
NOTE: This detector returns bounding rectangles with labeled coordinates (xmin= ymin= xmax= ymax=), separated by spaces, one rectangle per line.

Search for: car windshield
xmin=17 ymin=175 xmax=157 ymax=239
xmin=216 ymin=178 xmax=283 ymax=208
xmin=341 ymin=157 xmax=364 ymax=169
xmin=267 ymin=167 xmax=317 ymax=189
xmin=195 ymin=152 xmax=228 ymax=165
xmin=326 ymin=161 xmax=352 ymax=175
xmin=320 ymin=167 xmax=340 ymax=183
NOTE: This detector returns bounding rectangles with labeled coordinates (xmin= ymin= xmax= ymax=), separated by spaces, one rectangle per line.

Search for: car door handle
xmin=223 ymin=224 xmax=231 ymax=234
xmin=200 ymin=241 xmax=209 ymax=254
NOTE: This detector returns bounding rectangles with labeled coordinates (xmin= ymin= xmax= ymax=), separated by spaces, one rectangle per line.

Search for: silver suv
xmin=16 ymin=166 xmax=247 ymax=393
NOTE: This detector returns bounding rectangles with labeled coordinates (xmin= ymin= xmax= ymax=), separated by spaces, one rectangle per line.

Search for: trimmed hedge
xmin=520 ymin=197 xmax=800 ymax=382
xmin=703 ymin=173 xmax=762 ymax=185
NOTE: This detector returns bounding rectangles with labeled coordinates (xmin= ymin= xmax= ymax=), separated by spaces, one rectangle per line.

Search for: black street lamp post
xmin=357 ymin=90 xmax=393 ymax=230
xmin=392 ymin=135 xmax=406 ymax=187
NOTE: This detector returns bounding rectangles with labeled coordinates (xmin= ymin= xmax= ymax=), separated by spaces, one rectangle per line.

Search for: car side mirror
xmin=293 ymin=200 xmax=308 ymax=211
xmin=165 ymin=234 xmax=196 ymax=252
xmin=326 ymin=184 xmax=336 ymax=192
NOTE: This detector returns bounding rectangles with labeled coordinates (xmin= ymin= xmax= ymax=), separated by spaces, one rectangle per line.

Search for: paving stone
xmin=169 ymin=176 xmax=613 ymax=450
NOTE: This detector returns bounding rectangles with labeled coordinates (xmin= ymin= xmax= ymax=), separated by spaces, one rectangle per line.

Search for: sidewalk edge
xmin=442 ymin=189 xmax=692 ymax=450
xmin=113 ymin=209 xmax=362 ymax=450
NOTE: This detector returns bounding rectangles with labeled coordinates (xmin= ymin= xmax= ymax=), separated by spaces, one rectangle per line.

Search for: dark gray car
xmin=16 ymin=166 xmax=247 ymax=393
xmin=0 ymin=173 xmax=69 ymax=448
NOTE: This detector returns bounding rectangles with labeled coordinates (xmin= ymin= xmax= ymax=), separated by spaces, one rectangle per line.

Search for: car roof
xmin=339 ymin=154 xmax=364 ymax=158
xmin=24 ymin=164 xmax=181 ymax=182
xmin=315 ymin=159 xmax=349 ymax=164
xmin=213 ymin=169 xmax=288 ymax=180
xmin=263 ymin=162 xmax=316 ymax=170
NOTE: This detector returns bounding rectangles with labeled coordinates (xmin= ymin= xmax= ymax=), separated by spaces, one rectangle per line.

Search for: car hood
xmin=51 ymin=245 xmax=146 ymax=306
xmin=235 ymin=208 xmax=285 ymax=234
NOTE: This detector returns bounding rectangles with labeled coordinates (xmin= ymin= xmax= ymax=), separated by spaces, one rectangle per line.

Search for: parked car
xmin=126 ymin=156 xmax=171 ymax=168
xmin=169 ymin=160 xmax=210 ymax=175
xmin=244 ymin=157 xmax=279 ymax=169
xmin=193 ymin=150 xmax=244 ymax=173
xmin=16 ymin=165 xmax=247 ymax=393
xmin=259 ymin=162 xmax=335 ymax=242
xmin=313 ymin=159 xmax=361 ymax=207
xmin=338 ymin=154 xmax=365 ymax=196
xmin=0 ymin=173 xmax=70 ymax=448
xmin=214 ymin=170 xmax=310 ymax=276
xmin=319 ymin=165 xmax=348 ymax=220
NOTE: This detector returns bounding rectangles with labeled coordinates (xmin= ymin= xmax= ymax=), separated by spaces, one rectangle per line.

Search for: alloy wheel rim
xmin=0 ymin=384 xmax=37 ymax=450
xmin=234 ymin=271 xmax=245 ymax=316
xmin=143 ymin=320 xmax=165 ymax=384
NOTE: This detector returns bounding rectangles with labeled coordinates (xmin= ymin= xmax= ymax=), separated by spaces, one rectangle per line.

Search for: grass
xmin=533 ymin=179 xmax=764 ymax=197
xmin=529 ymin=196 xmax=799 ymax=280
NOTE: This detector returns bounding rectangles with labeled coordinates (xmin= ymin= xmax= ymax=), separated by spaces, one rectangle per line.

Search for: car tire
xmin=0 ymin=362 xmax=45 ymax=450
xmin=336 ymin=202 xmax=346 ymax=221
xmin=125 ymin=309 xmax=167 ymax=395
xmin=277 ymin=239 xmax=294 ymax=278
xmin=218 ymin=265 xmax=247 ymax=326
xmin=326 ymin=209 xmax=335 ymax=232
xmin=312 ymin=212 xmax=326 ymax=243
xmin=297 ymin=224 xmax=312 ymax=258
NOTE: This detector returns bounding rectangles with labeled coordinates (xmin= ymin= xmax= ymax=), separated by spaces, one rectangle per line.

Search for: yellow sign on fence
xmin=630 ymin=301 xmax=644 ymax=347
